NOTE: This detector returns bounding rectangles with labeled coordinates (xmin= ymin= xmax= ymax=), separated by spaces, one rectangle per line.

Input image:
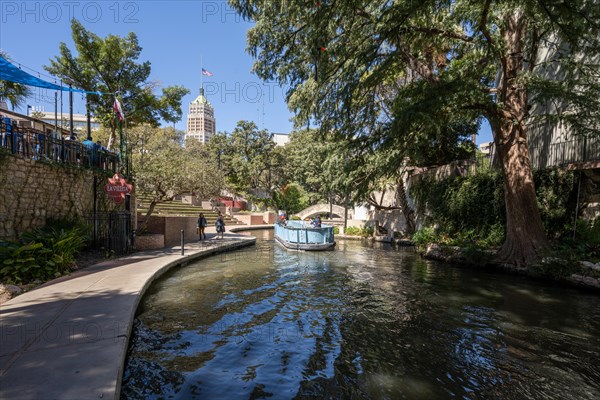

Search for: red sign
xmin=104 ymin=173 xmax=132 ymax=204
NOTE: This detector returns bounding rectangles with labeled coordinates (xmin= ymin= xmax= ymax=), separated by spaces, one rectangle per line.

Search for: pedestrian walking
xmin=197 ymin=213 xmax=207 ymax=240
xmin=215 ymin=212 xmax=226 ymax=239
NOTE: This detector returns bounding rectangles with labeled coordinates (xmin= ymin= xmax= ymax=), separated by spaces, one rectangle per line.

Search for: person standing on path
xmin=197 ymin=213 xmax=207 ymax=240
xmin=215 ymin=212 xmax=225 ymax=239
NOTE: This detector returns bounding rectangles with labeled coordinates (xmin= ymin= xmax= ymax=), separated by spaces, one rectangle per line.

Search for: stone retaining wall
xmin=368 ymin=209 xmax=408 ymax=235
xmin=0 ymin=155 xmax=118 ymax=240
xmin=581 ymin=169 xmax=600 ymax=221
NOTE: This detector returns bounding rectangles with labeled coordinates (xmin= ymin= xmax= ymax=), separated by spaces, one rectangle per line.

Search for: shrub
xmin=575 ymin=218 xmax=600 ymax=245
xmin=553 ymin=218 xmax=600 ymax=263
xmin=534 ymin=169 xmax=577 ymax=239
xmin=410 ymin=171 xmax=505 ymax=242
xmin=479 ymin=223 xmax=505 ymax=248
xmin=333 ymin=226 xmax=339 ymax=234
xmin=344 ymin=226 xmax=372 ymax=237
xmin=344 ymin=226 xmax=361 ymax=236
xmin=0 ymin=220 xmax=89 ymax=284
xmin=272 ymin=183 xmax=310 ymax=214
xmin=411 ymin=227 xmax=438 ymax=249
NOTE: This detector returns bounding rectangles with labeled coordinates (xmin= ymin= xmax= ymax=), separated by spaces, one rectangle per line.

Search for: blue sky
xmin=1 ymin=0 xmax=293 ymax=134
xmin=0 ymin=0 xmax=492 ymax=144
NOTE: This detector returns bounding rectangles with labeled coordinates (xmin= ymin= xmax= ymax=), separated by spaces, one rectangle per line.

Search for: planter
xmin=135 ymin=234 xmax=165 ymax=250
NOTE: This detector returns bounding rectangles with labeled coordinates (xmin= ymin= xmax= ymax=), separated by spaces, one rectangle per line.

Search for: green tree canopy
xmin=284 ymin=129 xmax=355 ymax=207
xmin=273 ymin=182 xmax=310 ymax=214
xmin=133 ymin=126 xmax=223 ymax=231
xmin=45 ymin=20 xmax=189 ymax=149
xmin=209 ymin=121 xmax=278 ymax=205
xmin=230 ymin=0 xmax=600 ymax=265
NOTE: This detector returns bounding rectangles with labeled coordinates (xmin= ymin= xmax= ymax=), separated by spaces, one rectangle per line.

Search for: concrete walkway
xmin=0 ymin=229 xmax=257 ymax=400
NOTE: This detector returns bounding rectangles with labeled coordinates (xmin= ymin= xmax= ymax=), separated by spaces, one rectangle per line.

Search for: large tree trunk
xmin=494 ymin=11 xmax=549 ymax=266
xmin=495 ymin=119 xmax=549 ymax=265
xmin=137 ymin=200 xmax=157 ymax=233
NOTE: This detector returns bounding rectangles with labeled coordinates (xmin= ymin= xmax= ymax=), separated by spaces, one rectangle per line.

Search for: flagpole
xmin=119 ymin=117 xmax=123 ymax=172
xmin=201 ymin=56 xmax=203 ymax=91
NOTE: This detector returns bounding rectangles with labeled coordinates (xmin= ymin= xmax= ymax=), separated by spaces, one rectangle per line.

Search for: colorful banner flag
xmin=113 ymin=98 xmax=124 ymax=121
xmin=201 ymin=68 xmax=214 ymax=77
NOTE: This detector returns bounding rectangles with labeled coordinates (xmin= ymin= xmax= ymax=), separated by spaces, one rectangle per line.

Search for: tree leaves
xmin=134 ymin=127 xmax=221 ymax=201
xmin=44 ymin=20 xmax=190 ymax=148
xmin=209 ymin=121 xmax=277 ymax=197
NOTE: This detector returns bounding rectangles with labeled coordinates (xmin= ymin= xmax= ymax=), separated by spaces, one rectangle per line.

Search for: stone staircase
xmin=136 ymin=195 xmax=245 ymax=225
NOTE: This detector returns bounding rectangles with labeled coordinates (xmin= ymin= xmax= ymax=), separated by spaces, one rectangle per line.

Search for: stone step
xmin=136 ymin=209 xmax=246 ymax=225
xmin=138 ymin=209 xmax=219 ymax=215
xmin=134 ymin=193 xmax=246 ymax=225
xmin=137 ymin=208 xmax=219 ymax=216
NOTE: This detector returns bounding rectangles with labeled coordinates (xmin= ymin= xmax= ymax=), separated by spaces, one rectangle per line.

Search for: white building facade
xmin=185 ymin=88 xmax=216 ymax=143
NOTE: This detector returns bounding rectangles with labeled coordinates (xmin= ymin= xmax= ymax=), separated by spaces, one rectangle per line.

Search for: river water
xmin=121 ymin=230 xmax=600 ymax=399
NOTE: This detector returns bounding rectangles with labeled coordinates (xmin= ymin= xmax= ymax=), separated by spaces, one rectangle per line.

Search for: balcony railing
xmin=1 ymin=119 xmax=121 ymax=174
xmin=412 ymin=136 xmax=600 ymax=181
xmin=528 ymin=137 xmax=600 ymax=169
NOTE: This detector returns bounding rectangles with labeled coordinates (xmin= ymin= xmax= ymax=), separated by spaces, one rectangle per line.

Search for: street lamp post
xmin=69 ymin=86 xmax=74 ymax=140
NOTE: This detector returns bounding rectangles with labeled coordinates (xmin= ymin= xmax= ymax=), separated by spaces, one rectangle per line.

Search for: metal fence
xmin=529 ymin=137 xmax=600 ymax=169
xmin=275 ymin=220 xmax=336 ymax=244
xmin=1 ymin=119 xmax=121 ymax=173
xmin=414 ymin=136 xmax=600 ymax=181
xmin=84 ymin=211 xmax=133 ymax=255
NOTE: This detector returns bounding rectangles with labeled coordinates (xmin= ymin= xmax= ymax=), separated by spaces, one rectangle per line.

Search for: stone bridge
xmin=295 ymin=204 xmax=352 ymax=220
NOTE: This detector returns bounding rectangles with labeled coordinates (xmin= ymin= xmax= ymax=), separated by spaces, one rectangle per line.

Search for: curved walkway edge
xmin=0 ymin=231 xmax=256 ymax=400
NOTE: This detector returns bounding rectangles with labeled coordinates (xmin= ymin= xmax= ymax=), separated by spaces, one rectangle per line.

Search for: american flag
xmin=201 ymin=68 xmax=214 ymax=77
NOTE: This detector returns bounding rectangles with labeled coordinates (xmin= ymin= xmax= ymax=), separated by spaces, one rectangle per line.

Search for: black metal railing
xmin=412 ymin=135 xmax=600 ymax=181
xmin=529 ymin=137 xmax=600 ymax=169
xmin=84 ymin=211 xmax=133 ymax=255
xmin=1 ymin=119 xmax=121 ymax=174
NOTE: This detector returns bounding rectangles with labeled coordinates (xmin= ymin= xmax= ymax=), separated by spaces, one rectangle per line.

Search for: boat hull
xmin=274 ymin=221 xmax=336 ymax=251
xmin=274 ymin=234 xmax=336 ymax=251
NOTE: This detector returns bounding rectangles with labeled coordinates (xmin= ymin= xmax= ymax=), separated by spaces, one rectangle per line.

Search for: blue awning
xmin=0 ymin=55 xmax=104 ymax=95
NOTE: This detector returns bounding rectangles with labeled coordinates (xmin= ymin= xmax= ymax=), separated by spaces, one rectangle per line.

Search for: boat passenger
xmin=312 ymin=216 xmax=322 ymax=228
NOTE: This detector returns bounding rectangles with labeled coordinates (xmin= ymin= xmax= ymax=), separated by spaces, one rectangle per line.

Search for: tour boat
xmin=274 ymin=220 xmax=336 ymax=251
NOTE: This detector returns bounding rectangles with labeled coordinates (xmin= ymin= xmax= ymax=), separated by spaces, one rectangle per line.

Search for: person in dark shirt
xmin=197 ymin=213 xmax=207 ymax=240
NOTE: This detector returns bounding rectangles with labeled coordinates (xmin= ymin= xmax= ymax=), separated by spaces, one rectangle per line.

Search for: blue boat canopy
xmin=0 ymin=55 xmax=104 ymax=94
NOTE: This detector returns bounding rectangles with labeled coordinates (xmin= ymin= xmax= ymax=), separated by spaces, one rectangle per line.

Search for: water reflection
xmin=121 ymin=231 xmax=600 ymax=399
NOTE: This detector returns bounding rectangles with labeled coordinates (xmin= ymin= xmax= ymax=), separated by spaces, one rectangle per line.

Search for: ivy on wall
xmin=534 ymin=169 xmax=577 ymax=239
xmin=410 ymin=168 xmax=579 ymax=245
